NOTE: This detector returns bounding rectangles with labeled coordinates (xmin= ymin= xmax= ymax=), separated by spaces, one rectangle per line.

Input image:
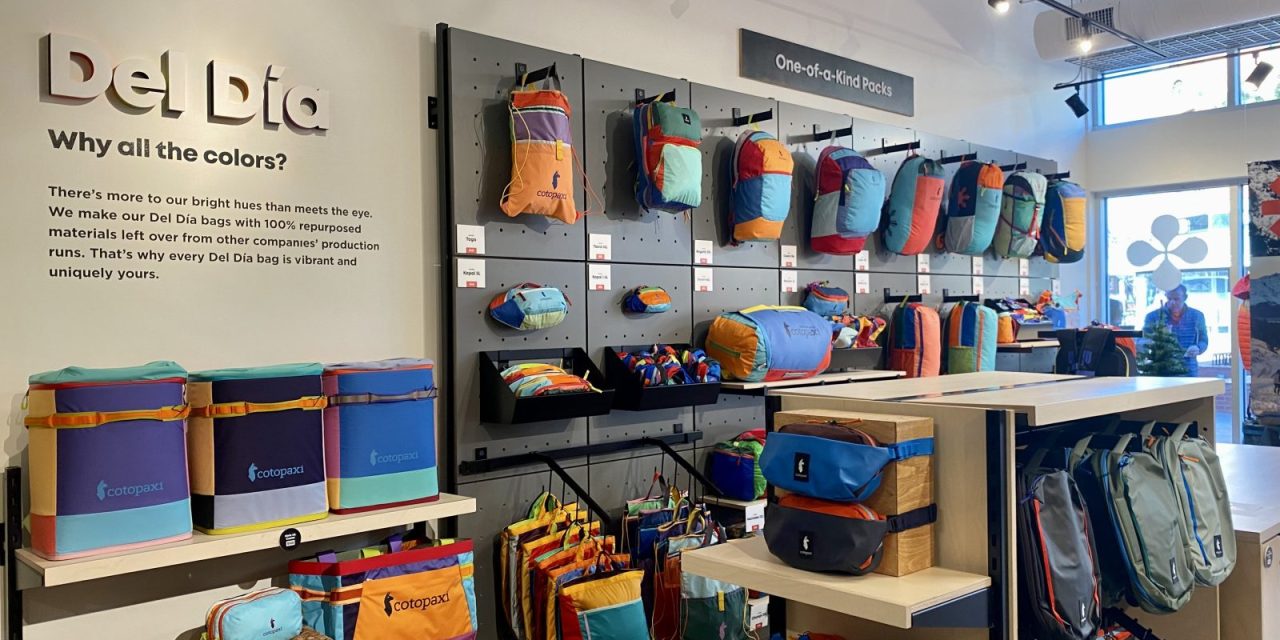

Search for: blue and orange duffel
xmin=704 ymin=306 xmax=833 ymax=382
xmin=25 ymin=361 xmax=193 ymax=559
xmin=323 ymin=359 xmax=439 ymax=514
xmin=188 ymin=363 xmax=328 ymax=534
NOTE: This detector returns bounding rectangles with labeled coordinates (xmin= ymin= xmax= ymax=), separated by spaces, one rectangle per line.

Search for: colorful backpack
xmin=1041 ymin=179 xmax=1087 ymax=264
xmin=634 ymin=99 xmax=702 ymax=212
xmin=706 ymin=430 xmax=767 ymax=501
xmin=945 ymin=301 xmax=997 ymax=374
xmin=801 ymin=281 xmax=850 ymax=318
xmin=622 ymin=285 xmax=671 ymax=313
xmin=500 ymin=66 xmax=578 ymax=224
xmin=885 ymin=303 xmax=940 ymax=378
xmin=704 ymin=306 xmax=833 ymax=382
xmin=811 ymin=147 xmax=884 ymax=255
xmin=881 ymin=156 xmax=945 ymax=255
xmin=729 ymin=131 xmax=794 ymax=244
xmin=489 ymin=283 xmax=571 ymax=330
xmin=993 ymin=171 xmax=1048 ymax=258
xmin=941 ymin=161 xmax=1004 ymax=255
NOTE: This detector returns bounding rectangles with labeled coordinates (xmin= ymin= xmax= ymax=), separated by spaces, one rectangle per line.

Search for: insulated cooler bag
xmin=204 ymin=587 xmax=303 ymax=640
xmin=290 ymin=537 xmax=479 ymax=640
xmin=945 ymin=301 xmax=997 ymax=374
xmin=189 ymin=364 xmax=328 ymax=534
xmin=323 ymin=359 xmax=439 ymax=514
xmin=704 ymin=306 xmax=833 ymax=382
xmin=25 ymin=361 xmax=193 ymax=560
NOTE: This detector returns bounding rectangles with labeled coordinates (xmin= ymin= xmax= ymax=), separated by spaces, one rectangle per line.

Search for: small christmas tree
xmin=1138 ymin=321 xmax=1189 ymax=376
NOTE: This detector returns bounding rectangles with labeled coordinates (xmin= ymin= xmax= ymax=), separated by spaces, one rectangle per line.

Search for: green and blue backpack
xmin=634 ymin=98 xmax=702 ymax=212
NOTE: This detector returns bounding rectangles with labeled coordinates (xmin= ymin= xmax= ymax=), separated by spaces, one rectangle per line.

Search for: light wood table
xmin=769 ymin=371 xmax=1076 ymax=402
xmin=718 ymin=369 xmax=903 ymax=394
xmin=1218 ymin=443 xmax=1280 ymax=640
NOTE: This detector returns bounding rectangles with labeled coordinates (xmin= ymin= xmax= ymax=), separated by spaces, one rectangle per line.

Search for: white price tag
xmin=744 ymin=502 xmax=765 ymax=533
xmin=1053 ymin=279 xmax=1062 ymax=295
xmin=589 ymin=263 xmax=611 ymax=291
xmin=971 ymin=255 xmax=984 ymax=276
xmin=694 ymin=240 xmax=714 ymax=265
xmin=917 ymin=274 xmax=932 ymax=295
xmin=457 ymin=258 xmax=486 ymax=288
xmin=1019 ymin=277 xmax=1031 ymax=296
xmin=589 ymin=233 xmax=612 ymax=261
xmin=694 ymin=267 xmax=714 ymax=293
xmin=781 ymin=244 xmax=797 ymax=268
xmin=917 ymin=253 xmax=931 ymax=273
xmin=456 ymin=224 xmax=485 ymax=255
xmin=781 ymin=270 xmax=798 ymax=293
xmin=972 ymin=276 xmax=985 ymax=296
xmin=1018 ymin=258 xmax=1030 ymax=277
xmin=855 ymin=272 xmax=871 ymax=294
xmin=855 ymin=250 xmax=870 ymax=271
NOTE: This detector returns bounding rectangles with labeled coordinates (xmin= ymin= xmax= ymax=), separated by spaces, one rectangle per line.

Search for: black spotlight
xmin=1247 ymin=58 xmax=1274 ymax=90
xmin=988 ymin=0 xmax=1010 ymax=13
xmin=1065 ymin=90 xmax=1089 ymax=118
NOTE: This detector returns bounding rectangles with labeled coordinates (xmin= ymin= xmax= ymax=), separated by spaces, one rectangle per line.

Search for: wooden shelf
xmin=770 ymin=371 xmax=1076 ymax=402
xmin=719 ymin=369 xmax=902 ymax=394
xmin=909 ymin=376 xmax=1225 ymax=426
xmin=996 ymin=339 xmax=1059 ymax=353
xmin=682 ymin=537 xmax=990 ymax=629
xmin=701 ymin=495 xmax=766 ymax=510
xmin=16 ymin=493 xmax=476 ymax=588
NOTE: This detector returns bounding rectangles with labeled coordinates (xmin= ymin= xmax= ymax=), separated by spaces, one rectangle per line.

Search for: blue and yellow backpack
xmin=811 ymin=147 xmax=884 ymax=255
xmin=633 ymin=98 xmax=702 ymax=212
xmin=1040 ymin=179 xmax=1087 ymax=264
xmin=730 ymin=131 xmax=794 ymax=244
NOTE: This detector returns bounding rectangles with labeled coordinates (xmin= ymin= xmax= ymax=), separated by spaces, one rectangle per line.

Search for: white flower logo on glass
xmin=1126 ymin=214 xmax=1209 ymax=290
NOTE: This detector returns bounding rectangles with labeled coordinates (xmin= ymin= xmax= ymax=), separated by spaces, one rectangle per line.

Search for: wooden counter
xmin=1218 ymin=443 xmax=1280 ymax=640
xmin=767 ymin=371 xmax=1075 ymax=402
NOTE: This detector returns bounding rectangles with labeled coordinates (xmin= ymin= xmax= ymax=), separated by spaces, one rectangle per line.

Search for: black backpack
xmin=1055 ymin=327 xmax=1135 ymax=377
xmin=1017 ymin=449 xmax=1103 ymax=640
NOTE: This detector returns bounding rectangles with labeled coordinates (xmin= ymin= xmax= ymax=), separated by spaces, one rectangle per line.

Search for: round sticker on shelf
xmin=279 ymin=528 xmax=302 ymax=551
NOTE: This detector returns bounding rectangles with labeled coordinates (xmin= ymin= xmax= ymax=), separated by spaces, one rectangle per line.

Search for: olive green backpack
xmin=1148 ymin=421 xmax=1236 ymax=587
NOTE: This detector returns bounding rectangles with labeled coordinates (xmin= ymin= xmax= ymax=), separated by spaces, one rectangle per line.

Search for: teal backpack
xmin=634 ymin=98 xmax=702 ymax=212
xmin=1148 ymin=422 xmax=1236 ymax=587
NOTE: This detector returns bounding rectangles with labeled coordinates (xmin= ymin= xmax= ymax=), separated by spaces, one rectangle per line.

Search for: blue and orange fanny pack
xmin=759 ymin=421 xmax=933 ymax=502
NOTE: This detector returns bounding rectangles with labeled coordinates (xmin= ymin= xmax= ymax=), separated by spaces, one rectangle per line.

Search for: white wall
xmin=0 ymin=0 xmax=1083 ymax=637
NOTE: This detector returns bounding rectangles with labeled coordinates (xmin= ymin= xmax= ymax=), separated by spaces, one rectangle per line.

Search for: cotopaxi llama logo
xmin=247 ymin=462 xmax=306 ymax=483
xmin=96 ymin=478 xmax=164 ymax=501
xmin=46 ymin=33 xmax=330 ymax=130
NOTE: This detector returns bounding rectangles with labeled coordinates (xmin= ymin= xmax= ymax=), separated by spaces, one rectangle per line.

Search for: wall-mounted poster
xmin=1248 ymin=160 xmax=1280 ymax=423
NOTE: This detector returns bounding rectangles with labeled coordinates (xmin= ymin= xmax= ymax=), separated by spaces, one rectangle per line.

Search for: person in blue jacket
xmin=1143 ymin=284 xmax=1208 ymax=376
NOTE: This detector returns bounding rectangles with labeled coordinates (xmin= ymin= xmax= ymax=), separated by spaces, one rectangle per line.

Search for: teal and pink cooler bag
xmin=323 ymin=359 xmax=439 ymax=514
xmin=811 ymin=147 xmax=884 ymax=255
xmin=881 ymin=156 xmax=945 ymax=255
xmin=25 ymin=362 xmax=193 ymax=560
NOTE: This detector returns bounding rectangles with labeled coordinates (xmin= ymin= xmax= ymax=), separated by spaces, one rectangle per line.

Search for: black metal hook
xmin=811 ymin=124 xmax=853 ymax=142
xmin=529 ymin=453 xmax=615 ymax=533
xmin=884 ymin=287 xmax=924 ymax=303
xmin=731 ymin=107 xmax=773 ymax=127
xmin=635 ymin=89 xmax=677 ymax=106
xmin=865 ymin=139 xmax=920 ymax=157
xmin=640 ymin=437 xmax=721 ymax=497
xmin=516 ymin=62 xmax=557 ymax=86
xmin=1000 ymin=162 xmax=1027 ymax=172
xmin=1044 ymin=171 xmax=1071 ymax=180
xmin=942 ymin=289 xmax=979 ymax=303
xmin=939 ymin=152 xmax=977 ymax=165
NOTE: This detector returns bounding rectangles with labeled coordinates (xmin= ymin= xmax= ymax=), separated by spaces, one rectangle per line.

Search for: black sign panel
xmin=739 ymin=29 xmax=915 ymax=117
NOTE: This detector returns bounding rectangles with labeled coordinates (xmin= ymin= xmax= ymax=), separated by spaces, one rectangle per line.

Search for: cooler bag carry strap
xmin=327 ymin=387 xmax=438 ymax=405
xmin=191 ymin=395 xmax=328 ymax=418
xmin=24 ymin=404 xmax=190 ymax=428
xmin=885 ymin=503 xmax=938 ymax=533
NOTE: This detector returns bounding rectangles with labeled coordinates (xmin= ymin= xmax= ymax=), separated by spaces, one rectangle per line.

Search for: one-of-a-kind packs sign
xmin=739 ymin=29 xmax=915 ymax=117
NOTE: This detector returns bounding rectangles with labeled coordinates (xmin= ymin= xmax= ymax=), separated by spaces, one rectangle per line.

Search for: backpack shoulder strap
xmin=886 ymin=438 xmax=934 ymax=460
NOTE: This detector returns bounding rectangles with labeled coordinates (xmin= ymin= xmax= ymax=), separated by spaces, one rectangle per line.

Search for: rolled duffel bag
xmin=704 ymin=305 xmax=834 ymax=382
xmin=323 ymin=359 xmax=439 ymax=514
xmin=290 ymin=537 xmax=479 ymax=640
xmin=25 ymin=361 xmax=193 ymax=560
xmin=189 ymin=364 xmax=328 ymax=534
xmin=759 ymin=421 xmax=933 ymax=502
xmin=764 ymin=495 xmax=935 ymax=575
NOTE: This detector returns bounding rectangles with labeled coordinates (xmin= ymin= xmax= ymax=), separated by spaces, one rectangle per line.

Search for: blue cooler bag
xmin=204 ymin=587 xmax=302 ymax=640
xmin=760 ymin=421 xmax=933 ymax=502
xmin=323 ymin=359 xmax=439 ymax=514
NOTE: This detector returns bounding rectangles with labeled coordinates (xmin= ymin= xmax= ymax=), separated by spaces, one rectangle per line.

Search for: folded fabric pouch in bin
xmin=764 ymin=496 xmax=937 ymax=575
xmin=759 ymin=422 xmax=933 ymax=502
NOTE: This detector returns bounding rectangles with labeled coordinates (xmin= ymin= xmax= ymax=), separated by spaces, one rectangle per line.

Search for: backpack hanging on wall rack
xmin=940 ymin=161 xmax=1003 ymax=255
xmin=1041 ymin=179 xmax=1087 ymax=264
xmin=500 ymin=64 xmax=580 ymax=224
xmin=881 ymin=155 xmax=945 ymax=256
xmin=729 ymin=130 xmax=793 ymax=244
xmin=811 ymin=147 xmax=884 ymax=255
xmin=992 ymin=170 xmax=1048 ymax=258
xmin=633 ymin=95 xmax=702 ymax=212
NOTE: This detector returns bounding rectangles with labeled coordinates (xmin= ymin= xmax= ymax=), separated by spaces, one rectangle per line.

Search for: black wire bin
xmin=604 ymin=344 xmax=722 ymax=411
xmin=479 ymin=348 xmax=615 ymax=424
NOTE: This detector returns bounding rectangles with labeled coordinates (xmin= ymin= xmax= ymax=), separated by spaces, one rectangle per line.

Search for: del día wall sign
xmin=46 ymin=33 xmax=330 ymax=130
xmin=739 ymin=29 xmax=914 ymax=117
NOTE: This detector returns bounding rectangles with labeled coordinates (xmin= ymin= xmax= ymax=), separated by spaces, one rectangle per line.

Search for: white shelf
xmin=702 ymin=495 xmax=766 ymax=510
xmin=1219 ymin=443 xmax=1280 ymax=544
xmin=719 ymin=369 xmax=902 ymax=393
xmin=682 ymin=537 xmax=990 ymax=629
xmin=17 ymin=493 xmax=476 ymax=588
xmin=996 ymin=339 xmax=1059 ymax=353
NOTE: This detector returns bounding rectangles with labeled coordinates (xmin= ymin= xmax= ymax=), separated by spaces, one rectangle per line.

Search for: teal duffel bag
xmin=1148 ymin=421 xmax=1236 ymax=587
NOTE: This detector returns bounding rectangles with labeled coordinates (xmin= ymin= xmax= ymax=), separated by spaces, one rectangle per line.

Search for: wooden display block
xmin=774 ymin=408 xmax=934 ymax=576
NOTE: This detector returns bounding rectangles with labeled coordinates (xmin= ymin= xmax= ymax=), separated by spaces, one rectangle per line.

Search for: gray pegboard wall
xmin=776 ymin=102 xmax=855 ymax=272
xmin=582 ymin=61 xmax=695 ymax=265
xmin=446 ymin=28 xmax=586 ymax=261
xmin=689 ymin=83 xmax=780 ymax=268
xmin=692 ymin=266 xmax=781 ymax=345
xmin=782 ymin=269 xmax=855 ymax=308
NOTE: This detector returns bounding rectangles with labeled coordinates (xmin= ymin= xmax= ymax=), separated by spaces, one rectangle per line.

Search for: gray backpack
xmin=1094 ymin=430 xmax=1195 ymax=613
xmin=1148 ymin=421 xmax=1236 ymax=587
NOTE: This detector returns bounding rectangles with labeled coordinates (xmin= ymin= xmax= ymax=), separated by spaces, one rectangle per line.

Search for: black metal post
xmin=6 ymin=466 xmax=22 ymax=640
xmin=986 ymin=410 xmax=1010 ymax=640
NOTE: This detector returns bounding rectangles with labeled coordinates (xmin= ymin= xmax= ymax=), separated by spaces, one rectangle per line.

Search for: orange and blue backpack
xmin=1040 ymin=179 xmax=1087 ymax=264
xmin=729 ymin=131 xmax=794 ymax=243
xmin=811 ymin=147 xmax=884 ymax=255
xmin=944 ymin=301 xmax=997 ymax=374
xmin=940 ymin=161 xmax=1004 ymax=255
xmin=500 ymin=65 xmax=579 ymax=224
xmin=881 ymin=155 xmax=945 ymax=255
xmin=634 ymin=97 xmax=702 ymax=212
xmin=886 ymin=302 xmax=941 ymax=378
